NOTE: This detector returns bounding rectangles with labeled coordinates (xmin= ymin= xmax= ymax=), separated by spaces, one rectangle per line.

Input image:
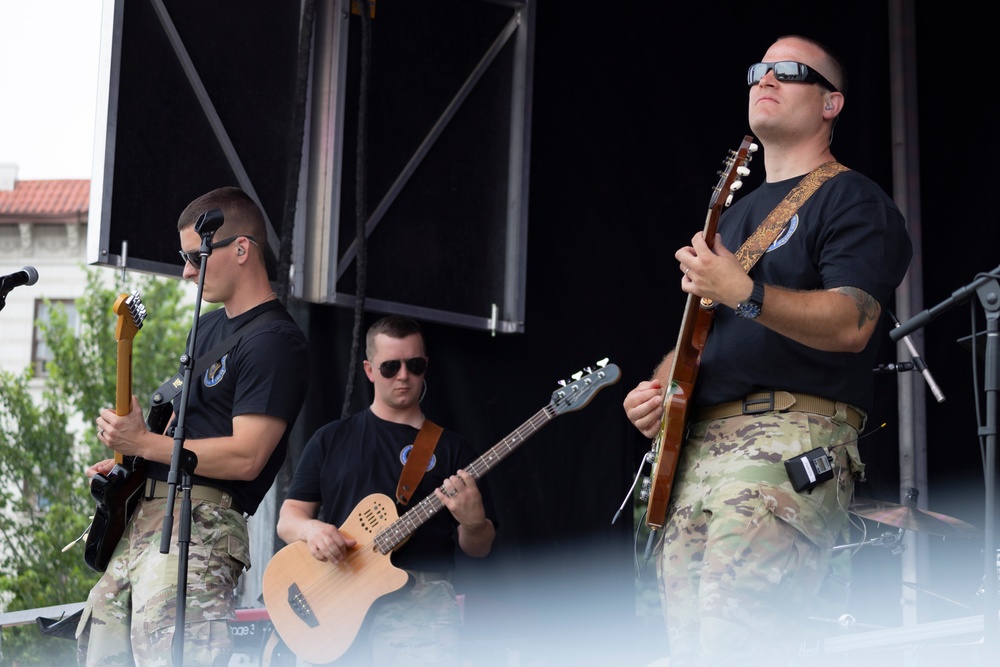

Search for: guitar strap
xmin=736 ymin=161 xmax=850 ymax=270
xmin=396 ymin=419 xmax=443 ymax=505
xmin=148 ymin=308 xmax=286 ymax=417
xmin=701 ymin=161 xmax=848 ymax=309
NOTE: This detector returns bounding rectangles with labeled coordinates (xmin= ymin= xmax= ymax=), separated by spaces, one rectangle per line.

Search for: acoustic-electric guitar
xmin=263 ymin=360 xmax=621 ymax=665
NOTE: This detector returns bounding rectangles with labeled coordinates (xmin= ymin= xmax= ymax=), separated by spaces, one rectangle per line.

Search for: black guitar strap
xmin=147 ymin=308 xmax=285 ymax=429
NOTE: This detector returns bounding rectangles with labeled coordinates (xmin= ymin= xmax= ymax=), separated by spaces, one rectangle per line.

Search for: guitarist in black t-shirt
xmin=77 ymin=187 xmax=310 ymax=667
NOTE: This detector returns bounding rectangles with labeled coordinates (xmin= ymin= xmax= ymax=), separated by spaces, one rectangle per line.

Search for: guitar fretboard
xmin=372 ymin=406 xmax=556 ymax=554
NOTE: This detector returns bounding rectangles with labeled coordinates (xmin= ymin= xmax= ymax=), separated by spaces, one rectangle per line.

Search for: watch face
xmin=736 ymin=302 xmax=761 ymax=319
xmin=736 ymin=281 xmax=764 ymax=319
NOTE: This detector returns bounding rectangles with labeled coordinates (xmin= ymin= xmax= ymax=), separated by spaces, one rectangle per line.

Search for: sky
xmin=0 ymin=1 xmax=104 ymax=180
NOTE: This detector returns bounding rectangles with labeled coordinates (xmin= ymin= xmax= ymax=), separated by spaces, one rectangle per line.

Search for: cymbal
xmin=849 ymin=498 xmax=982 ymax=538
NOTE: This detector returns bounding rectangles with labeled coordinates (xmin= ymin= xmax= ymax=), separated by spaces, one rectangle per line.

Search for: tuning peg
xmin=730 ymin=180 xmax=743 ymax=191
xmin=571 ymin=371 xmax=584 ymax=381
xmin=737 ymin=165 xmax=750 ymax=177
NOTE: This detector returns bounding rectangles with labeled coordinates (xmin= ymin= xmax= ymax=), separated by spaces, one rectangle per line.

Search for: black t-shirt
xmin=285 ymin=408 xmax=498 ymax=572
xmin=694 ymin=169 xmax=913 ymax=412
xmin=146 ymin=300 xmax=310 ymax=515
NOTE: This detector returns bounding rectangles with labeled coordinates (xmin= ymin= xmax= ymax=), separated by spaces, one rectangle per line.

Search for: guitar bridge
xmin=288 ymin=583 xmax=319 ymax=628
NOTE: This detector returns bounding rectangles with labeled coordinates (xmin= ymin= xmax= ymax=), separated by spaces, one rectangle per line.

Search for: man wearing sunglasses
xmin=78 ymin=186 xmax=309 ymax=666
xmin=623 ymin=35 xmax=912 ymax=666
xmin=278 ymin=315 xmax=497 ymax=666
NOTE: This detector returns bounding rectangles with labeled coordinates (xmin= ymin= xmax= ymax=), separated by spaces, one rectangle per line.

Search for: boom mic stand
xmin=160 ymin=208 xmax=224 ymax=667
xmin=892 ymin=263 xmax=1000 ymax=667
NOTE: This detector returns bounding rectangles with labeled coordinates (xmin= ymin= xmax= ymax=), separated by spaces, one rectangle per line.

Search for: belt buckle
xmin=742 ymin=391 xmax=775 ymax=415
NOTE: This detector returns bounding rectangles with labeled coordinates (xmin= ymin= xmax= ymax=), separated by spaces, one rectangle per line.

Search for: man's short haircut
xmin=774 ymin=33 xmax=847 ymax=95
xmin=177 ymin=186 xmax=267 ymax=242
xmin=366 ymin=315 xmax=425 ymax=360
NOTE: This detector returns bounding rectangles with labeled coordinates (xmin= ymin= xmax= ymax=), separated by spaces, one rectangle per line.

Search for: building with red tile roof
xmin=0 ymin=165 xmax=91 ymax=376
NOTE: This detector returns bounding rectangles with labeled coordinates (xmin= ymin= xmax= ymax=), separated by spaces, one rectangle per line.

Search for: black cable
xmin=342 ymin=0 xmax=373 ymax=418
xmin=277 ymin=0 xmax=316 ymax=302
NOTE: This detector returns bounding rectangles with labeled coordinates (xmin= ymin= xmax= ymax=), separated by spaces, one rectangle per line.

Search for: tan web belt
xmin=693 ymin=390 xmax=864 ymax=431
xmin=145 ymin=478 xmax=242 ymax=514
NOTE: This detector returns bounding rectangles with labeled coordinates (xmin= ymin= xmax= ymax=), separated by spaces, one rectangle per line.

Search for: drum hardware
xmin=833 ymin=528 xmax=907 ymax=555
xmin=849 ymin=488 xmax=982 ymax=539
xmin=901 ymin=581 xmax=973 ymax=611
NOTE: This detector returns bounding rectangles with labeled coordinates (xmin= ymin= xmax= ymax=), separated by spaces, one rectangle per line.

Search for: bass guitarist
xmin=622 ymin=35 xmax=912 ymax=667
xmin=77 ymin=187 xmax=309 ymax=666
xmin=276 ymin=315 xmax=497 ymax=666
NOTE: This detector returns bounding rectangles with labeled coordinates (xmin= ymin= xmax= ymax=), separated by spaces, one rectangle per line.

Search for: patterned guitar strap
xmin=702 ymin=161 xmax=850 ymax=308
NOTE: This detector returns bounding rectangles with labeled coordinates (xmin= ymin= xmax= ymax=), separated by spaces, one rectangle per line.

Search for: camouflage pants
xmin=327 ymin=579 xmax=462 ymax=667
xmin=75 ymin=498 xmax=251 ymax=667
xmin=655 ymin=409 xmax=864 ymax=667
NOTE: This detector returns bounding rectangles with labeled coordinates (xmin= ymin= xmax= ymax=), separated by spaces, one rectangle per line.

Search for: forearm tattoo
xmin=836 ymin=286 xmax=880 ymax=329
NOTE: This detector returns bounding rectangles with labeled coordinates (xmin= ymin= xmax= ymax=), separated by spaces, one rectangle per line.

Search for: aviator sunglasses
xmin=178 ymin=235 xmax=259 ymax=268
xmin=747 ymin=61 xmax=839 ymax=93
xmin=378 ymin=357 xmax=428 ymax=378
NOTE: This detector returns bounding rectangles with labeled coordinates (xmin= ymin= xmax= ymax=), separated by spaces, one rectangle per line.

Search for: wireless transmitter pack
xmin=784 ymin=447 xmax=834 ymax=493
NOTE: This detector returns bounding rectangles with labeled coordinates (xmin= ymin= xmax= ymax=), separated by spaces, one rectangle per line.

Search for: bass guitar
xmin=84 ymin=290 xmax=149 ymax=572
xmin=644 ymin=137 xmax=756 ymax=531
xmin=262 ymin=360 xmax=621 ymax=665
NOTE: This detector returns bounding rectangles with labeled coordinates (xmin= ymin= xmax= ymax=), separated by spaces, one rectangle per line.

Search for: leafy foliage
xmin=0 ymin=267 xmax=193 ymax=665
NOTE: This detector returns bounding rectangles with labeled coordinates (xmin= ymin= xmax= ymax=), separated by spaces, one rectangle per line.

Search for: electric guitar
xmin=262 ymin=360 xmax=621 ymax=665
xmin=644 ymin=137 xmax=756 ymax=531
xmin=84 ymin=290 xmax=149 ymax=572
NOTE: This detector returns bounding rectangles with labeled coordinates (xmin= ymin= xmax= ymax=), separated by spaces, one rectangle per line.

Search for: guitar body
xmin=645 ymin=138 xmax=756 ymax=531
xmin=646 ymin=301 xmax=715 ymax=529
xmin=85 ymin=457 xmax=148 ymax=571
xmin=264 ymin=362 xmax=620 ymax=664
xmin=263 ymin=493 xmax=410 ymax=665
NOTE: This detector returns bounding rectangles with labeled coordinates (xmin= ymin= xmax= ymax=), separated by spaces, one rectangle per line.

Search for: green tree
xmin=0 ymin=267 xmax=193 ymax=666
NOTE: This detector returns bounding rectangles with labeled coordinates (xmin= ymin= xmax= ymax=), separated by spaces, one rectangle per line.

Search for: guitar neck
xmin=113 ymin=336 xmax=133 ymax=465
xmin=116 ymin=337 xmax=133 ymax=416
xmin=373 ymin=406 xmax=556 ymax=554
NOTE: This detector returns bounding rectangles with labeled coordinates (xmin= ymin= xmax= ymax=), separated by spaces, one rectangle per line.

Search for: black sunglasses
xmin=178 ymin=235 xmax=258 ymax=268
xmin=378 ymin=357 xmax=428 ymax=378
xmin=747 ymin=61 xmax=839 ymax=93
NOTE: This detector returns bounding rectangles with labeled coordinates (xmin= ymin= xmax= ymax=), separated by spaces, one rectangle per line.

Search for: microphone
xmin=889 ymin=311 xmax=946 ymax=403
xmin=873 ymin=362 xmax=915 ymax=374
xmin=0 ymin=266 xmax=39 ymax=294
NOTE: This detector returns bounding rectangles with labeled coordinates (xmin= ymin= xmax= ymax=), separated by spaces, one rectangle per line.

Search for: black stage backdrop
xmin=295 ymin=4 xmax=999 ymax=664
xmin=289 ymin=5 xmax=997 ymax=665
xmin=104 ymin=1 xmax=1000 ymax=664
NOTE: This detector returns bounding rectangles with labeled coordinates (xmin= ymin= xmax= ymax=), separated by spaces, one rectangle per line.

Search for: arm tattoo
xmin=835 ymin=287 xmax=880 ymax=329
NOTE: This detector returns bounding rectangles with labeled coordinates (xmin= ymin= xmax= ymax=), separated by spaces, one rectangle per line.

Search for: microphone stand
xmin=892 ymin=265 xmax=999 ymax=667
xmin=161 ymin=209 xmax=224 ymax=666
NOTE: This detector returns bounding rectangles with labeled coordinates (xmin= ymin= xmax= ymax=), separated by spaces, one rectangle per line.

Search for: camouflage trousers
xmin=327 ymin=579 xmax=462 ymax=667
xmin=655 ymin=408 xmax=864 ymax=667
xmin=75 ymin=497 xmax=250 ymax=667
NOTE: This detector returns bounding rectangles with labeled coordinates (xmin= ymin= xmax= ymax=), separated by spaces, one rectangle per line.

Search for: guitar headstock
xmin=709 ymin=135 xmax=758 ymax=211
xmin=551 ymin=358 xmax=621 ymax=415
xmin=113 ymin=290 xmax=146 ymax=343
